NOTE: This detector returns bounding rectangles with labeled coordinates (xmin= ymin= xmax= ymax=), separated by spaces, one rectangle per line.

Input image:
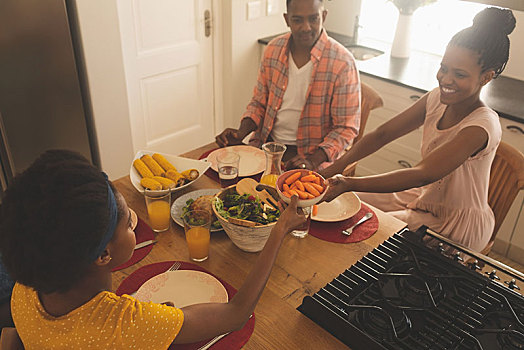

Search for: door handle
xmin=398 ymin=160 xmax=412 ymax=168
xmin=204 ymin=10 xmax=211 ymax=37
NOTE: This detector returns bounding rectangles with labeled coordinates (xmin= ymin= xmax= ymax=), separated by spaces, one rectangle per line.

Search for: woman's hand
xmin=322 ymin=174 xmax=350 ymax=203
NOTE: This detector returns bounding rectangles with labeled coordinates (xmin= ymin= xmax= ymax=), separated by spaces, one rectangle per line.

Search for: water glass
xmin=291 ymin=206 xmax=312 ymax=238
xmin=183 ymin=210 xmax=211 ymax=262
xmin=217 ymin=152 xmax=240 ymax=187
xmin=144 ymin=189 xmax=171 ymax=232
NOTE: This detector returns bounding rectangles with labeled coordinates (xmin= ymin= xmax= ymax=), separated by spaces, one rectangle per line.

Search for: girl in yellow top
xmin=0 ymin=150 xmax=305 ymax=349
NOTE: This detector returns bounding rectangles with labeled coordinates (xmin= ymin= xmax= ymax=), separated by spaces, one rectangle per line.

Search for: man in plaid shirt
xmin=216 ymin=0 xmax=360 ymax=171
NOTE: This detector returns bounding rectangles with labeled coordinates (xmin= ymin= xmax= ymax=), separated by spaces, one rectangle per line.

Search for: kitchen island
xmin=111 ymin=142 xmax=407 ymax=349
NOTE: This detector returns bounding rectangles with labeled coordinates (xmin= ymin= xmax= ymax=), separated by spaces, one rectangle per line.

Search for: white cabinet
xmin=357 ymin=74 xmax=423 ymax=176
xmin=360 ymin=74 xmax=524 ymax=263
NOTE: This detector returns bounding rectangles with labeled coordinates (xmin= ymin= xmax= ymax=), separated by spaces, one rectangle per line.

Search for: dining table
xmin=111 ymin=142 xmax=407 ymax=349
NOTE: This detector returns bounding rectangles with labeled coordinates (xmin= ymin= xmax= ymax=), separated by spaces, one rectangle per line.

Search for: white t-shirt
xmin=270 ymin=53 xmax=312 ymax=145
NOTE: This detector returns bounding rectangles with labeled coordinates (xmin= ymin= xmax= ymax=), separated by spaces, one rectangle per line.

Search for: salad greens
xmin=214 ymin=192 xmax=280 ymax=225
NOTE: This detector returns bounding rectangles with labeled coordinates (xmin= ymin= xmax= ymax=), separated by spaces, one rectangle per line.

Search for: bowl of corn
xmin=130 ymin=150 xmax=211 ymax=194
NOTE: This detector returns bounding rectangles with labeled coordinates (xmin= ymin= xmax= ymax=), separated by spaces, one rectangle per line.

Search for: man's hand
xmin=284 ymin=156 xmax=314 ymax=171
xmin=321 ymin=174 xmax=349 ymax=203
xmin=215 ymin=128 xmax=244 ymax=148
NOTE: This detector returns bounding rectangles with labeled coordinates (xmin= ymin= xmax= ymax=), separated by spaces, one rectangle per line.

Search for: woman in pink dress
xmin=320 ymin=7 xmax=516 ymax=252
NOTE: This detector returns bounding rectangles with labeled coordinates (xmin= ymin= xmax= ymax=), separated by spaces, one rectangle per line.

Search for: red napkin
xmin=116 ymin=261 xmax=255 ymax=350
xmin=112 ymin=217 xmax=155 ymax=271
xmin=309 ymin=203 xmax=379 ymax=243
xmin=199 ymin=149 xmax=261 ymax=183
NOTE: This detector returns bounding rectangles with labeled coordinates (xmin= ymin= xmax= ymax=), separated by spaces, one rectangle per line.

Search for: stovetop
xmin=298 ymin=227 xmax=524 ymax=350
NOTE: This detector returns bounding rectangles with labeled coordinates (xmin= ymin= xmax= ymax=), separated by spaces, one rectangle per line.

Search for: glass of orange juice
xmin=144 ymin=189 xmax=171 ymax=232
xmin=183 ymin=210 xmax=211 ymax=262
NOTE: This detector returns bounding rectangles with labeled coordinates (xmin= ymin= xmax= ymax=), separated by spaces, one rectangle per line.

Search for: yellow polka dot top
xmin=11 ymin=282 xmax=184 ymax=349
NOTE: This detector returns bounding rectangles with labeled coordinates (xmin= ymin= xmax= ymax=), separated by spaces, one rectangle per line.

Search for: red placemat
xmin=199 ymin=148 xmax=262 ymax=183
xmin=309 ymin=203 xmax=379 ymax=243
xmin=116 ymin=261 xmax=255 ymax=350
xmin=112 ymin=217 xmax=155 ymax=271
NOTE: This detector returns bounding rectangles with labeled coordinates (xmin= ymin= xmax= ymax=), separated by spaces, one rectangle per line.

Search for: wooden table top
xmin=112 ymin=143 xmax=407 ymax=349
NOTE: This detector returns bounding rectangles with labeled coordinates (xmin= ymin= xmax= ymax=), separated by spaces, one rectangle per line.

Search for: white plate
xmin=206 ymin=145 xmax=265 ymax=177
xmin=171 ymin=188 xmax=222 ymax=232
xmin=130 ymin=150 xmax=211 ymax=194
xmin=311 ymin=192 xmax=361 ymax=222
xmin=135 ymin=270 xmax=228 ymax=308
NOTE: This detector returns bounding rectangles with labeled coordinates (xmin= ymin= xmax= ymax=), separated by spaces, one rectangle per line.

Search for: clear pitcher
xmin=260 ymin=142 xmax=286 ymax=188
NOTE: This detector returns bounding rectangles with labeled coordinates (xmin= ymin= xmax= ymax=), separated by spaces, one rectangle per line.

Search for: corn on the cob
xmin=152 ymin=153 xmax=176 ymax=172
xmin=165 ymin=169 xmax=186 ymax=187
xmin=133 ymin=159 xmax=154 ymax=178
xmin=140 ymin=154 xmax=165 ymax=176
xmin=152 ymin=176 xmax=176 ymax=190
xmin=180 ymin=169 xmax=199 ymax=181
xmin=140 ymin=178 xmax=162 ymax=190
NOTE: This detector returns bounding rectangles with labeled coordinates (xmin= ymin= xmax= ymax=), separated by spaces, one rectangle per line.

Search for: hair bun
xmin=472 ymin=7 xmax=516 ymax=36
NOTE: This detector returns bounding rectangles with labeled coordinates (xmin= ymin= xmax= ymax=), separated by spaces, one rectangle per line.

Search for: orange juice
xmin=147 ymin=200 xmax=171 ymax=232
xmin=185 ymin=226 xmax=210 ymax=261
xmin=260 ymin=174 xmax=278 ymax=187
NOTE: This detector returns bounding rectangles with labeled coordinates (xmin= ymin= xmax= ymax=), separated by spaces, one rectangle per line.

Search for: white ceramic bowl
xmin=276 ymin=169 xmax=326 ymax=207
xmin=130 ymin=150 xmax=211 ymax=194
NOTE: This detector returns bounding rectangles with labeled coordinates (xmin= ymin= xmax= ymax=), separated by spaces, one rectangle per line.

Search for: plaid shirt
xmin=242 ymin=29 xmax=360 ymax=169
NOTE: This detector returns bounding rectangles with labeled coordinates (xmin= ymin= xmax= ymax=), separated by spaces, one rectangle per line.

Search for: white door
xmin=117 ymin=0 xmax=215 ymax=155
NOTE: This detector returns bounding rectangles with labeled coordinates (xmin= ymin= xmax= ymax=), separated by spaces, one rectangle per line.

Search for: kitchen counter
xmin=258 ymin=32 xmax=524 ymax=124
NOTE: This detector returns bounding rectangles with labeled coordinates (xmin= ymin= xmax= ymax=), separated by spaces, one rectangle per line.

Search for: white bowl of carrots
xmin=276 ymin=169 xmax=327 ymax=207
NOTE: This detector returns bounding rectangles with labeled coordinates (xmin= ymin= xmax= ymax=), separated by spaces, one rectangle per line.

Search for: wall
xmin=221 ymin=0 xmax=288 ymax=129
xmin=75 ymin=0 xmax=134 ymax=180
xmin=322 ymin=0 xmax=361 ymax=37
xmin=503 ymin=9 xmax=524 ymax=80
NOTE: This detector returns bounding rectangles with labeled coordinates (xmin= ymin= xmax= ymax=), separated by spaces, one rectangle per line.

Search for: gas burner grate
xmin=298 ymin=228 xmax=524 ymax=350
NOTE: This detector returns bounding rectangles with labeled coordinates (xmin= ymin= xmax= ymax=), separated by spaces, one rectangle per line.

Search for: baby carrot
xmin=285 ymin=172 xmax=302 ymax=185
xmin=283 ymin=190 xmax=293 ymax=198
xmin=310 ymin=183 xmax=325 ymax=193
xmin=295 ymin=180 xmax=305 ymax=192
xmin=312 ymin=205 xmax=318 ymax=216
xmin=283 ymin=183 xmax=290 ymax=192
xmin=300 ymin=174 xmax=317 ymax=182
xmin=303 ymin=182 xmax=321 ymax=197
xmin=294 ymin=189 xmax=309 ymax=200
xmin=313 ymin=177 xmax=321 ymax=185
xmin=305 ymin=192 xmax=315 ymax=199
xmin=288 ymin=189 xmax=300 ymax=197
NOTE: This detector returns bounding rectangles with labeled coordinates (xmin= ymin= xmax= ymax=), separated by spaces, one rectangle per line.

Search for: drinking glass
xmin=183 ymin=210 xmax=211 ymax=262
xmin=144 ymin=189 xmax=171 ymax=232
xmin=291 ymin=206 xmax=312 ymax=238
xmin=217 ymin=152 xmax=240 ymax=187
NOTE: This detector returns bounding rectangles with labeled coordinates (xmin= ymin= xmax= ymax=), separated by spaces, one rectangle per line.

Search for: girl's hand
xmin=322 ymin=175 xmax=349 ymax=203
xmin=276 ymin=195 xmax=307 ymax=234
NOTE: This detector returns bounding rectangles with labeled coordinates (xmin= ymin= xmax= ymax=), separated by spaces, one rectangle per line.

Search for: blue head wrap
xmin=89 ymin=173 xmax=118 ymax=262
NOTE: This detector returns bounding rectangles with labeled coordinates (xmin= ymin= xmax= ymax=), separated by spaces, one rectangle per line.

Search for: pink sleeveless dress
xmin=357 ymin=88 xmax=501 ymax=252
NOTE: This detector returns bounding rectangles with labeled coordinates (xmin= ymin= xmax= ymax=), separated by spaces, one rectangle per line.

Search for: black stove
xmin=298 ymin=227 xmax=524 ymax=350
